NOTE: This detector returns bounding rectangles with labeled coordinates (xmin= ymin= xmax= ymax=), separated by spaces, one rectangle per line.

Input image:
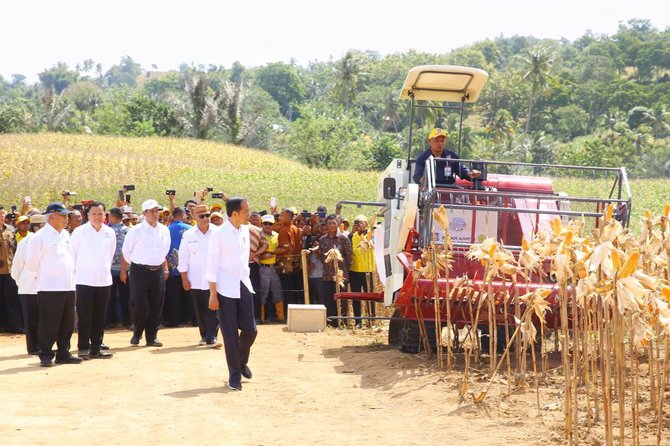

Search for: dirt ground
xmin=0 ymin=324 xmax=635 ymax=446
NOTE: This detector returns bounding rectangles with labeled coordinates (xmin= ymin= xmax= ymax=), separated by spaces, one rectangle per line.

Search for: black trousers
xmin=164 ymin=276 xmax=189 ymax=326
xmin=129 ymin=264 xmax=163 ymax=343
xmin=108 ymin=273 xmax=131 ymax=327
xmin=348 ymin=271 xmax=375 ymax=317
xmin=0 ymin=273 xmax=23 ymax=333
xmin=249 ymin=263 xmax=261 ymax=321
xmin=279 ymin=272 xmax=303 ymax=317
xmin=322 ymin=280 xmax=348 ymax=327
xmin=190 ymin=288 xmax=219 ymax=343
xmin=308 ymin=277 xmax=323 ymax=305
xmin=76 ymin=284 xmax=111 ymax=351
xmin=217 ymin=283 xmax=257 ymax=387
xmin=37 ymin=291 xmax=75 ymax=361
xmin=19 ymin=293 xmax=39 ymax=354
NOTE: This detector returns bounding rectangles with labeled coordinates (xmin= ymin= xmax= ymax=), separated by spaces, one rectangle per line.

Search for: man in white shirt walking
xmin=70 ymin=201 xmax=116 ymax=359
xmin=121 ymin=199 xmax=171 ymax=347
xmin=206 ymin=197 xmax=257 ymax=391
xmin=25 ymin=202 xmax=81 ymax=367
xmin=178 ymin=204 xmax=221 ymax=348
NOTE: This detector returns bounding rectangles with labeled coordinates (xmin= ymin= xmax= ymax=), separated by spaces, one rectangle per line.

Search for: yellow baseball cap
xmin=16 ymin=215 xmax=29 ymax=224
xmin=428 ymin=128 xmax=448 ymax=140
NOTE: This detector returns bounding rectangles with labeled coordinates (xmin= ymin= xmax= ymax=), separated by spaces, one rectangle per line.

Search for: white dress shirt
xmin=70 ymin=222 xmax=116 ymax=287
xmin=205 ymin=220 xmax=252 ymax=298
xmin=11 ymin=233 xmax=38 ymax=295
xmin=122 ymin=221 xmax=171 ymax=266
xmin=25 ymin=223 xmax=75 ymax=292
xmin=178 ymin=225 xmax=214 ymax=290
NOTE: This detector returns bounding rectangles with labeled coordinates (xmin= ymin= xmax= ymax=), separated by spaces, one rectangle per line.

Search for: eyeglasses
xmin=262 ymin=222 xmax=274 ymax=226
xmin=197 ymin=214 xmax=211 ymax=219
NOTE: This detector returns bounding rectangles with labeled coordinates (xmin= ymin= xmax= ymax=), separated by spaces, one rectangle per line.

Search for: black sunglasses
xmin=197 ymin=214 xmax=211 ymax=219
xmin=262 ymin=222 xmax=274 ymax=226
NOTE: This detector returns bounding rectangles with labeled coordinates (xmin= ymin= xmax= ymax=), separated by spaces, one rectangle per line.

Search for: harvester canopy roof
xmin=399 ymin=65 xmax=489 ymax=103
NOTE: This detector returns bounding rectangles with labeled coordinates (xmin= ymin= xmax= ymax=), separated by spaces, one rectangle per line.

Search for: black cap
xmin=45 ymin=202 xmax=71 ymax=215
xmin=316 ymin=205 xmax=327 ymax=213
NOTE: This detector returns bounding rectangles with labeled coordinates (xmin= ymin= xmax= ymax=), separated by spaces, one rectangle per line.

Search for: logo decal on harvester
xmin=450 ymin=217 xmax=466 ymax=232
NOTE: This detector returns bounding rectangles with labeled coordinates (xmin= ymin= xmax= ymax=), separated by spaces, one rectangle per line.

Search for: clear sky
xmin=2 ymin=0 xmax=669 ymax=82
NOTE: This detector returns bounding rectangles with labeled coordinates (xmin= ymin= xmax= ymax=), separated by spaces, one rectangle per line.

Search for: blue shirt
xmin=412 ymin=149 xmax=472 ymax=185
xmin=110 ymin=223 xmax=129 ymax=274
xmin=167 ymin=220 xmax=191 ymax=276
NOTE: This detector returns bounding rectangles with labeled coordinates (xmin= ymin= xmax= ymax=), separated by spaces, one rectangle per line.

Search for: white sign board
xmin=432 ymin=209 xmax=499 ymax=244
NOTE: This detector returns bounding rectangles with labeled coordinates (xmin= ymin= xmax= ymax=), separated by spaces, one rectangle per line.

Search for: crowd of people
xmin=0 ymin=189 xmax=380 ymax=375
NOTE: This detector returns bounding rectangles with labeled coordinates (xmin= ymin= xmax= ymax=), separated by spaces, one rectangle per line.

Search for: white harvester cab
xmin=378 ymin=65 xmax=489 ymax=305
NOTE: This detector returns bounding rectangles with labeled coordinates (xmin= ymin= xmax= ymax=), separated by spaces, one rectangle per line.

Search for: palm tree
xmin=40 ymin=87 xmax=71 ymax=131
xmin=332 ymin=51 xmax=365 ymax=111
xmin=166 ymin=73 xmax=217 ymax=139
xmin=517 ymin=46 xmax=558 ymax=134
xmin=485 ymin=108 xmax=515 ymax=144
xmin=643 ymin=106 xmax=670 ymax=139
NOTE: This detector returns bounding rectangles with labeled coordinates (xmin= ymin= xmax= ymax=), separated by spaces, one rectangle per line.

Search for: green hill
xmin=0 ymin=133 xmax=667 ymax=227
xmin=0 ymin=133 xmax=379 ymax=215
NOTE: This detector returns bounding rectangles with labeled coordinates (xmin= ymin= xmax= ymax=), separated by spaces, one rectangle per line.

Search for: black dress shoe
xmin=100 ymin=343 xmax=109 ymax=350
xmin=241 ymin=365 xmax=253 ymax=379
xmin=146 ymin=340 xmax=163 ymax=347
xmin=40 ymin=358 xmax=53 ymax=367
xmin=227 ymin=382 xmax=242 ymax=391
xmin=130 ymin=335 xmax=141 ymax=346
xmin=55 ymin=355 xmax=83 ymax=365
xmin=90 ymin=350 xmax=113 ymax=359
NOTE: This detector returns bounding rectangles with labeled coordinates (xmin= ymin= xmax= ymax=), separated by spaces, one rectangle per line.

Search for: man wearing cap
xmin=206 ymin=197 xmax=257 ymax=391
xmin=67 ymin=209 xmax=83 ymax=234
xmin=25 ymin=203 xmax=81 ymax=366
xmin=248 ymin=211 xmax=268 ymax=323
xmin=107 ymin=207 xmax=131 ymax=329
xmin=121 ymin=199 xmax=171 ymax=347
xmin=0 ymin=206 xmax=22 ymax=334
xmin=349 ymin=215 xmax=376 ymax=323
xmin=11 ymin=214 xmax=46 ymax=354
xmin=15 ymin=215 xmax=31 ymax=244
xmin=412 ymin=128 xmax=480 ymax=186
xmin=210 ymin=212 xmax=224 ymax=227
xmin=70 ymin=201 xmax=116 ymax=359
xmin=257 ymin=214 xmax=284 ymax=323
xmin=178 ymin=205 xmax=221 ymax=348
xmin=164 ymin=207 xmax=192 ymax=327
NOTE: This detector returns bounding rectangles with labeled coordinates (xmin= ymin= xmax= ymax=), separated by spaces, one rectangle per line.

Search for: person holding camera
xmin=25 ymin=202 xmax=80 ymax=367
xmin=121 ymin=199 xmax=171 ymax=347
xmin=70 ymin=201 xmax=116 ymax=359
xmin=0 ymin=206 xmax=22 ymax=334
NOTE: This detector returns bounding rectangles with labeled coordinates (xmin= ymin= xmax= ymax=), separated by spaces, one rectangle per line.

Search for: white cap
xmin=261 ymin=214 xmax=275 ymax=224
xmin=141 ymin=199 xmax=160 ymax=212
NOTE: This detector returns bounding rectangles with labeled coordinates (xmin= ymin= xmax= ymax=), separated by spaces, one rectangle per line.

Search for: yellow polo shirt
xmin=351 ymin=232 xmax=375 ymax=273
xmin=259 ymin=231 xmax=279 ymax=265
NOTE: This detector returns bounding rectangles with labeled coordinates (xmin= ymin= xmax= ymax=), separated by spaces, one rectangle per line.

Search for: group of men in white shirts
xmin=12 ymin=197 xmax=257 ymax=391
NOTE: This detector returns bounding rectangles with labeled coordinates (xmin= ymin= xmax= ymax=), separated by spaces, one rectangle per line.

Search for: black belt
xmin=133 ymin=263 xmax=163 ymax=272
xmin=259 ymin=264 xmax=274 ymax=267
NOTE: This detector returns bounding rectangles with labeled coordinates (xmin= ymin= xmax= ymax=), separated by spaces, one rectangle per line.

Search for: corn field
xmin=413 ymin=204 xmax=670 ymax=445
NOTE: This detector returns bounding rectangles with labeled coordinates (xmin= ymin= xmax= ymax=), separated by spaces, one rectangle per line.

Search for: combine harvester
xmin=335 ymin=65 xmax=632 ymax=353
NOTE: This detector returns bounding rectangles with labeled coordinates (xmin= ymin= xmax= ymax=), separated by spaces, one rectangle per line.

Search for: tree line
xmin=1 ymin=19 xmax=669 ymax=176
